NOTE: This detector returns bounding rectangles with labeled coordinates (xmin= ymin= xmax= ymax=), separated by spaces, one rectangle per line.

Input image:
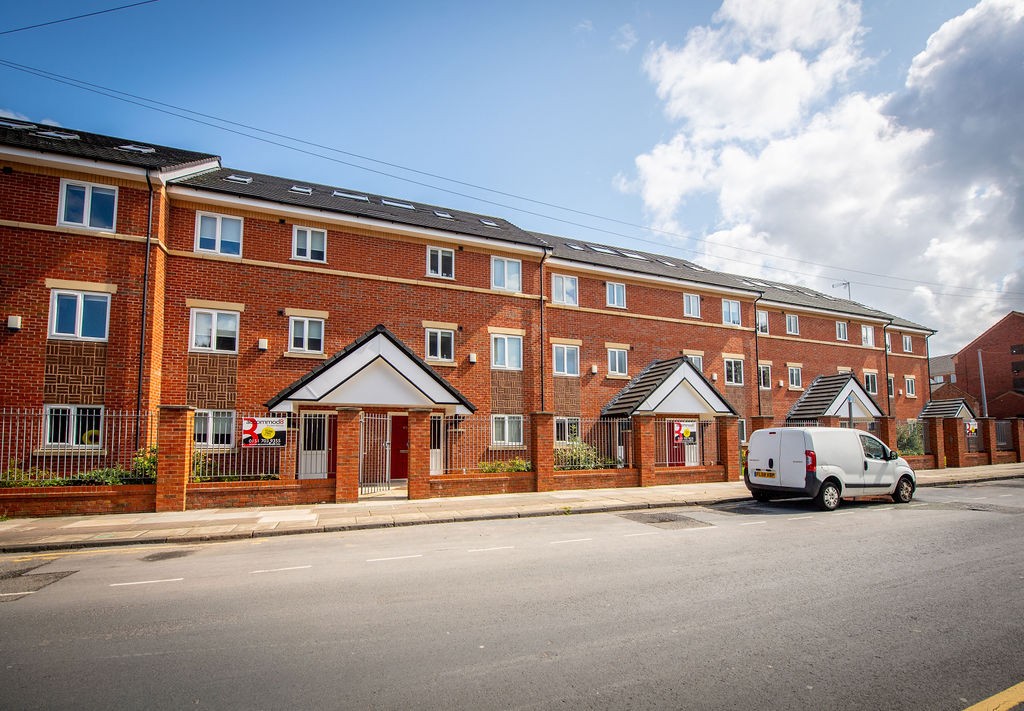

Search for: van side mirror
xmin=888 ymin=450 xmax=899 ymax=461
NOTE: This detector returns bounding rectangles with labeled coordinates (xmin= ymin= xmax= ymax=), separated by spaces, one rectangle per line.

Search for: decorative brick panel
xmin=43 ymin=341 xmax=107 ymax=404
xmin=491 ymin=369 xmax=524 ymax=413
xmin=552 ymin=376 xmax=580 ymax=415
xmin=187 ymin=353 xmax=237 ymax=409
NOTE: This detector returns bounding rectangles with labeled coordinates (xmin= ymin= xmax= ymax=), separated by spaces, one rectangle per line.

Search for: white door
xmin=429 ymin=415 xmax=443 ymax=475
xmin=298 ymin=412 xmax=328 ymax=479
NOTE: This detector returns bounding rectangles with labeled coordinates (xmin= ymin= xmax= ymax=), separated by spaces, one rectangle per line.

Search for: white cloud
xmin=575 ymin=19 xmax=594 ymax=33
xmin=613 ymin=24 xmax=638 ymax=52
xmin=0 ymin=108 xmax=31 ymax=121
xmin=624 ymin=0 xmax=1024 ymax=353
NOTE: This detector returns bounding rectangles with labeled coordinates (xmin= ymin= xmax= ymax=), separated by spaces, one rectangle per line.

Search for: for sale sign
xmin=672 ymin=420 xmax=697 ymax=445
xmin=241 ymin=416 xmax=287 ymax=447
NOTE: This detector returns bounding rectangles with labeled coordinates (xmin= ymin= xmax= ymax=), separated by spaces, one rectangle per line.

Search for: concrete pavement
xmin=2 ymin=462 xmax=1022 ymax=553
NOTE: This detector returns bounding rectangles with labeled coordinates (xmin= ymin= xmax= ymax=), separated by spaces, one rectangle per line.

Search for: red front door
xmin=389 ymin=415 xmax=409 ymax=479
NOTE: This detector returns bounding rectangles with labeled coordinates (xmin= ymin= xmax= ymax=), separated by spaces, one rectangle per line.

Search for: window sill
xmin=48 ymin=335 xmax=109 ymax=343
xmin=290 ymin=257 xmax=328 ymax=266
xmin=426 ymin=359 xmax=457 ymax=368
xmin=33 ymin=448 xmax=106 ymax=456
xmin=283 ymin=351 xmax=327 ymax=360
xmin=58 ymin=221 xmax=115 ymax=233
xmin=425 ymin=274 xmax=455 ymax=281
xmin=606 ymin=304 xmax=627 ymax=310
xmin=189 ymin=349 xmax=239 ymax=356
xmin=788 ymin=386 xmax=805 ymax=392
xmin=606 ymin=374 xmax=630 ymax=380
xmin=554 ymin=373 xmax=580 ymax=378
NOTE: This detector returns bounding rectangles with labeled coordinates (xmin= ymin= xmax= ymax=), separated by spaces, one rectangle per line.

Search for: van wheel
xmin=815 ymin=481 xmax=841 ymax=511
xmin=893 ymin=476 xmax=914 ymax=504
xmin=752 ymin=491 xmax=771 ymax=503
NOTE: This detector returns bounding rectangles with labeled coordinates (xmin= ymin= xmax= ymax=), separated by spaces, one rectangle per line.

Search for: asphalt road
xmin=2 ymin=481 xmax=1023 ymax=710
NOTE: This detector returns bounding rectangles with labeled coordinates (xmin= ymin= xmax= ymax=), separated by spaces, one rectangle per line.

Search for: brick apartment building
xmin=951 ymin=311 xmax=1024 ymax=418
xmin=0 ymin=119 xmax=934 ymax=491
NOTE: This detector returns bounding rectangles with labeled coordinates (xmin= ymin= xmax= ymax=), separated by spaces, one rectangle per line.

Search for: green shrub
xmin=896 ymin=422 xmax=924 ymax=455
xmin=131 ymin=445 xmax=158 ymax=481
xmin=553 ymin=440 xmax=621 ymax=470
xmin=478 ymin=457 xmax=532 ymax=473
xmin=190 ymin=450 xmax=220 ymax=481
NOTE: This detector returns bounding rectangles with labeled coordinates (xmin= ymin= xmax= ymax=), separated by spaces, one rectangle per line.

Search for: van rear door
xmin=747 ymin=430 xmax=781 ymax=484
xmin=779 ymin=429 xmax=809 ymax=489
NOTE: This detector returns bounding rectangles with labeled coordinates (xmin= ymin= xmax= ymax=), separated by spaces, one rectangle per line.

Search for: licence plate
xmin=754 ymin=469 xmax=776 ymax=479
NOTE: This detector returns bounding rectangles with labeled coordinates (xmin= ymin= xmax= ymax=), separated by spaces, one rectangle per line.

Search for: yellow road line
xmin=964 ymin=680 xmax=1024 ymax=711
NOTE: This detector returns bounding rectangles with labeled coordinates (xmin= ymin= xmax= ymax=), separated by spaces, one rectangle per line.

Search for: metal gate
xmin=359 ymin=412 xmax=390 ymax=494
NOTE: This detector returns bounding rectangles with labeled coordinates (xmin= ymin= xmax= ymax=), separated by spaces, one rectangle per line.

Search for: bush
xmin=478 ymin=457 xmax=532 ymax=473
xmin=896 ymin=422 xmax=924 ymax=455
xmin=131 ymin=445 xmax=158 ymax=481
xmin=553 ymin=440 xmax=621 ymax=470
xmin=191 ymin=450 xmax=220 ymax=481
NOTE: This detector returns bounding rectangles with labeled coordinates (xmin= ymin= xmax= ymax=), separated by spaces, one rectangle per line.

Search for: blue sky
xmin=2 ymin=0 xmax=1021 ymax=354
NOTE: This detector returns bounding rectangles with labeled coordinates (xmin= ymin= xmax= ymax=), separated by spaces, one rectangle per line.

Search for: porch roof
xmin=787 ymin=372 xmax=883 ymax=421
xmin=601 ymin=356 xmax=737 ymax=418
xmin=919 ymin=398 xmax=976 ymax=419
xmin=266 ymin=324 xmax=476 ymax=415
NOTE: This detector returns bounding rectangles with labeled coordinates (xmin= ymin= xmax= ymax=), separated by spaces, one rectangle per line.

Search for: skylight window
xmin=34 ymin=130 xmax=79 ymax=140
xmin=566 ymin=244 xmax=585 ymax=251
xmin=289 ymin=185 xmax=313 ymax=195
xmin=333 ymin=190 xmax=369 ymax=201
xmin=382 ymin=199 xmax=415 ymax=210
xmin=588 ymin=245 xmax=618 ymax=255
xmin=224 ymin=175 xmax=253 ymax=184
xmin=434 ymin=211 xmax=454 ymax=219
xmin=0 ymin=119 xmax=36 ymax=129
xmin=480 ymin=219 xmax=500 ymax=227
xmin=621 ymin=251 xmax=647 ymax=260
xmin=772 ymin=284 xmax=792 ymax=291
xmin=687 ymin=264 xmax=707 ymax=272
xmin=657 ymin=259 xmax=676 ymax=267
xmin=116 ymin=144 xmax=156 ymax=154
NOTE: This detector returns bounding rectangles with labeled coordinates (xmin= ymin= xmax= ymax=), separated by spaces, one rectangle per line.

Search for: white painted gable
xmin=823 ymin=380 xmax=883 ymax=419
xmin=637 ymin=362 xmax=733 ymax=416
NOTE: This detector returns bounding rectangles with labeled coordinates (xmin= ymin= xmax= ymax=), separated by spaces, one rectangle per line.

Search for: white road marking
xmin=250 ymin=565 xmax=312 ymax=574
xmin=550 ymin=538 xmax=593 ymax=544
xmin=468 ymin=546 xmax=514 ymax=552
xmin=623 ymin=532 xmax=659 ymax=537
xmin=872 ymin=507 xmax=894 ymax=512
xmin=909 ymin=503 xmax=926 ymax=507
xmin=999 ymin=494 xmax=1013 ymax=498
xmin=834 ymin=511 xmax=855 ymax=515
xmin=366 ymin=554 xmax=423 ymax=562
xmin=740 ymin=521 xmax=766 ymax=526
xmin=788 ymin=516 xmax=813 ymax=521
xmin=110 ymin=578 xmax=184 ymax=587
xmin=0 ymin=591 xmax=36 ymax=596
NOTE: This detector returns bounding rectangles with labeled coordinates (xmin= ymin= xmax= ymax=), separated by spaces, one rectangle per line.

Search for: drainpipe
xmin=883 ymin=318 xmax=893 ymax=417
xmin=753 ymin=293 xmax=764 ymax=416
xmin=539 ymin=247 xmax=552 ymax=412
xmin=135 ymin=169 xmax=155 ymax=449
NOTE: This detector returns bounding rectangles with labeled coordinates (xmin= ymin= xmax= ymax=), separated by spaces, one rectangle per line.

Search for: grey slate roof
xmin=601 ymin=356 xmax=737 ymax=417
xmin=0 ymin=118 xmax=218 ymax=171
xmin=919 ymin=398 xmax=976 ymax=419
xmin=929 ymin=353 xmax=955 ymax=376
xmin=174 ymin=168 xmax=550 ymax=247
xmin=787 ymin=372 xmax=884 ymax=420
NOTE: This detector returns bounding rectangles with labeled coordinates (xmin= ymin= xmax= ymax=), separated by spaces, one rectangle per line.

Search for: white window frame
xmin=426 ymin=246 xmax=455 ymax=279
xmin=553 ymin=344 xmax=580 ymax=376
xmin=905 ymin=376 xmax=917 ymax=397
xmin=195 ymin=211 xmax=243 ymax=256
xmin=552 ymin=274 xmax=578 ymax=306
xmin=902 ymin=335 xmax=913 ymax=353
xmin=43 ymin=404 xmax=103 ymax=448
xmin=836 ymin=321 xmax=848 ymax=341
xmin=289 ymin=316 xmax=324 ymax=354
xmin=722 ymin=299 xmax=741 ymax=326
xmin=885 ymin=332 xmax=892 ymax=352
xmin=554 ymin=416 xmax=581 ymax=444
xmin=725 ymin=358 xmax=744 ymax=385
xmin=684 ymin=293 xmax=701 ymax=318
xmin=786 ymin=314 xmax=799 ymax=335
xmin=606 ymin=282 xmax=626 ymax=308
xmin=738 ymin=419 xmax=747 ymax=444
xmin=292 ymin=225 xmax=327 ymax=263
xmin=861 ymin=325 xmax=875 ymax=347
xmin=491 ymin=256 xmax=522 ymax=292
xmin=194 ymin=409 xmax=235 ymax=448
xmin=688 ymin=355 xmax=704 ymax=372
xmin=491 ymin=334 xmax=523 ymax=370
xmin=788 ymin=366 xmax=803 ymax=389
xmin=190 ymin=308 xmax=240 ymax=354
xmin=758 ymin=364 xmax=772 ymax=390
xmin=492 ymin=414 xmax=524 ymax=446
xmin=888 ymin=375 xmax=895 ymax=398
xmin=608 ymin=348 xmax=628 ymax=376
xmin=58 ymin=179 xmax=118 ymax=231
xmin=756 ymin=310 xmax=769 ymax=334
xmin=49 ymin=290 xmax=110 ymax=341
xmin=425 ymin=328 xmax=455 ymax=362
xmin=864 ymin=372 xmax=878 ymax=395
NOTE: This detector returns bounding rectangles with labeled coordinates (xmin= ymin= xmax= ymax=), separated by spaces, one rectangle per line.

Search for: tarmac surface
xmin=2 ymin=462 xmax=1022 ymax=553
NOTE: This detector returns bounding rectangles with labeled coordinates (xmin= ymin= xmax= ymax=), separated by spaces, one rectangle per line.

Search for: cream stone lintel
xmin=285 ymin=307 xmax=329 ymax=319
xmin=605 ymin=342 xmax=630 ymax=350
xmin=550 ymin=337 xmax=583 ymax=346
xmin=683 ymin=349 xmax=705 ymax=357
xmin=45 ymin=278 xmax=117 ymax=294
xmin=863 ymin=368 xmax=878 ymax=374
xmin=786 ymin=362 xmax=803 ymax=368
xmin=758 ymin=360 xmax=773 ymax=366
xmin=422 ymin=320 xmax=458 ymax=330
xmin=723 ymin=352 xmax=745 ymax=360
xmin=488 ymin=326 xmax=526 ymax=336
xmin=186 ymin=298 xmax=245 ymax=312
xmin=837 ymin=367 xmax=852 ymax=373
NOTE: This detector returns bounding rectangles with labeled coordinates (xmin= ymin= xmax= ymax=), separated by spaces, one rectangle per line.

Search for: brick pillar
xmin=406 ymin=409 xmax=432 ymax=500
xmin=978 ymin=418 xmax=997 ymax=464
xmin=925 ymin=417 xmax=945 ymax=469
xmin=818 ymin=416 xmax=840 ymax=428
xmin=632 ymin=413 xmax=656 ymax=487
xmin=531 ymin=412 xmax=555 ymax=492
xmin=717 ymin=416 xmax=740 ymax=481
xmin=279 ymin=413 xmax=298 ymax=480
xmin=942 ymin=417 xmax=966 ymax=468
xmin=156 ymin=405 xmax=194 ymax=512
xmin=334 ymin=408 xmax=360 ymax=503
xmin=1012 ymin=419 xmax=1024 ymax=463
xmin=876 ymin=416 xmax=897 ymax=450
xmin=749 ymin=416 xmax=774 ymax=434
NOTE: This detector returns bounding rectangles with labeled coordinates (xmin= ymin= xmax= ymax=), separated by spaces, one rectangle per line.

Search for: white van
xmin=744 ymin=427 xmax=916 ymax=511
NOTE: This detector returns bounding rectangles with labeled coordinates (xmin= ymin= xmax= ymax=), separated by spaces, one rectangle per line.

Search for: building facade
xmin=951 ymin=311 xmax=1024 ymax=418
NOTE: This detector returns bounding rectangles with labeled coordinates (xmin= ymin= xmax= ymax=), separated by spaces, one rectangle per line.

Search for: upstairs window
xmin=553 ymin=344 xmax=580 ymax=376
xmin=59 ymin=180 xmax=116 ymax=231
xmin=608 ymin=348 xmax=628 ymax=376
xmin=289 ymin=317 xmax=324 ymax=354
xmin=607 ymin=282 xmax=626 ymax=308
xmin=836 ymin=321 xmax=848 ymax=341
xmin=684 ymin=293 xmax=701 ymax=318
xmin=864 ymin=372 xmax=878 ymax=395
xmin=293 ymin=226 xmax=326 ymax=262
xmin=756 ymin=310 xmax=769 ymax=334
xmin=491 ymin=334 xmax=523 ymax=370
xmin=902 ymin=335 xmax=913 ymax=353
xmin=49 ymin=290 xmax=110 ymax=341
xmin=687 ymin=355 xmax=704 ymax=372
xmin=758 ymin=364 xmax=772 ymax=390
xmin=786 ymin=314 xmax=799 ymax=335
xmin=427 ymin=246 xmax=455 ymax=279
xmin=552 ymin=275 xmax=578 ymax=306
xmin=196 ymin=212 xmax=242 ymax=256
xmin=491 ymin=257 xmax=521 ymax=292
xmin=788 ymin=366 xmax=802 ymax=388
xmin=425 ymin=328 xmax=454 ymax=362
xmin=191 ymin=309 xmax=239 ymax=353
xmin=861 ymin=325 xmax=875 ymax=347
xmin=722 ymin=299 xmax=741 ymax=326
xmin=905 ymin=376 xmax=917 ymax=397
xmin=725 ymin=359 xmax=744 ymax=385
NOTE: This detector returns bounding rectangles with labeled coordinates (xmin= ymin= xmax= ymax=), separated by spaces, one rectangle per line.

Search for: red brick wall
xmin=954 ymin=313 xmax=1024 ymax=418
xmin=0 ymin=485 xmax=155 ymax=517
xmin=186 ymin=479 xmax=335 ymax=509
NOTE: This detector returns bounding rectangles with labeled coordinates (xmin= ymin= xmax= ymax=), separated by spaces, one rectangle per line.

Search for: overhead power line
xmin=0 ymin=1 xmax=159 ymax=36
xmin=0 ymin=57 xmax=1021 ymax=303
